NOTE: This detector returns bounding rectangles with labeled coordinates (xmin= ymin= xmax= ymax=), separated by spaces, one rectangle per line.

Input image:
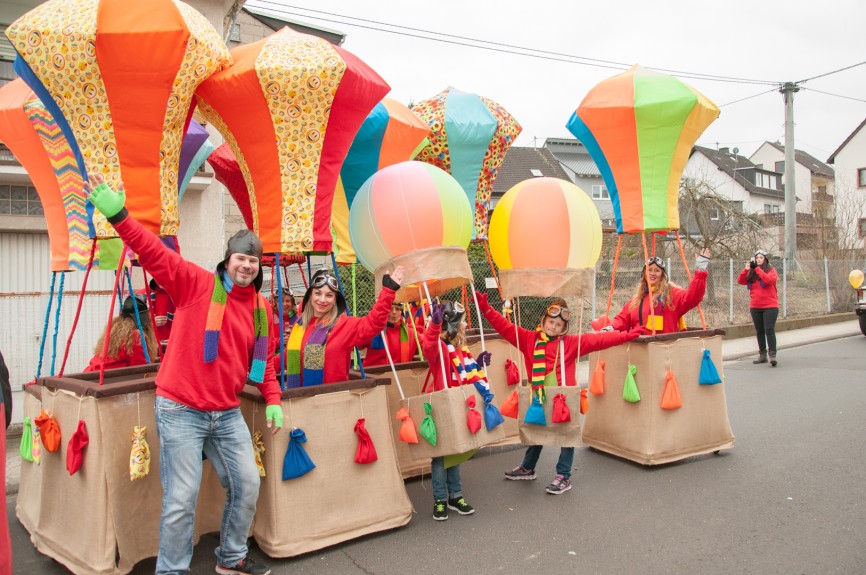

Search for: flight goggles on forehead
xmin=546 ymin=304 xmax=571 ymax=321
xmin=311 ymin=271 xmax=339 ymax=291
xmin=754 ymin=249 xmax=769 ymax=258
xmin=645 ymin=256 xmax=666 ymax=270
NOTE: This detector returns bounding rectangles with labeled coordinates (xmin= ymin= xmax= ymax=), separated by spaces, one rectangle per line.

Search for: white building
xmin=827 ymin=118 xmax=866 ymax=251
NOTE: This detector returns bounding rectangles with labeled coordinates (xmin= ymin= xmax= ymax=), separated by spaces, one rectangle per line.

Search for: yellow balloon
xmin=849 ymin=269 xmax=864 ymax=289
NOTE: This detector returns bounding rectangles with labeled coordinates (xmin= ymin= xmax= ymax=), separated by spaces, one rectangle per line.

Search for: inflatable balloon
xmin=488 ymin=177 xmax=602 ymax=297
xmin=195 ymin=26 xmax=389 ymax=255
xmin=413 ymin=87 xmax=521 ymax=240
xmin=332 ymin=98 xmax=430 ymax=264
xmin=566 ymin=65 xmax=719 ymax=234
xmin=849 ymin=269 xmax=864 ymax=290
xmin=6 ymin=0 xmax=231 ymax=238
xmin=348 ymin=161 xmax=473 ymax=302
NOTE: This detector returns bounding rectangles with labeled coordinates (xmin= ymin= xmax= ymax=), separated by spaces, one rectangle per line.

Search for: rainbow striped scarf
xmin=285 ymin=319 xmax=331 ymax=388
xmin=203 ymin=273 xmax=269 ymax=384
xmin=446 ymin=343 xmax=486 ymax=387
xmin=531 ymin=328 xmax=550 ymax=402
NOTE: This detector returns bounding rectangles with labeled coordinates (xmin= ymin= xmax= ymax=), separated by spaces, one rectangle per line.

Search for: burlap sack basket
xmin=467 ymin=335 xmax=520 ymax=444
xmin=373 ymin=246 xmax=473 ymax=303
xmin=582 ymin=331 xmax=735 ymax=465
xmin=18 ymin=367 xmax=224 ymax=575
xmin=516 ymin=384 xmax=583 ymax=448
xmin=240 ymin=378 xmax=412 ymax=558
xmin=405 ymin=382 xmax=507 ymax=459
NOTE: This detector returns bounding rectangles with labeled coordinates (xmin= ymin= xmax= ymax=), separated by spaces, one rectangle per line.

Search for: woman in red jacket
xmin=479 ymin=293 xmax=642 ymax=494
xmin=84 ymin=294 xmax=159 ymax=372
xmin=284 ymin=266 xmax=404 ymax=386
xmin=737 ymin=249 xmax=779 ymax=366
xmin=609 ymin=248 xmax=712 ymax=334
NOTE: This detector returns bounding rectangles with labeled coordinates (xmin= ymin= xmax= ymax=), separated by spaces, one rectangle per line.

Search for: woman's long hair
xmin=628 ymin=270 xmax=677 ymax=311
xmin=746 ymin=257 xmax=774 ymax=284
xmin=442 ymin=325 xmax=467 ymax=348
xmin=93 ymin=315 xmax=159 ymax=360
xmin=300 ymin=291 xmax=339 ymax=329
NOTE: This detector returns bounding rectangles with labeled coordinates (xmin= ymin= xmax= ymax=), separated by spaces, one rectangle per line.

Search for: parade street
xmin=7 ymin=335 xmax=866 ymax=575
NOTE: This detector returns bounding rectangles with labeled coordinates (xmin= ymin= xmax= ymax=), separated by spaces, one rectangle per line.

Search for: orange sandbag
xmin=395 ymin=406 xmax=419 ymax=444
xmin=589 ymin=360 xmax=605 ymax=395
xmin=499 ymin=389 xmax=519 ymax=419
xmin=661 ymin=371 xmax=683 ymax=410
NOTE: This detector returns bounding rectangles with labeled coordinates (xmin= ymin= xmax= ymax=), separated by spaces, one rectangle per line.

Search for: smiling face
xmin=541 ymin=315 xmax=567 ymax=338
xmin=645 ymin=263 xmax=665 ymax=287
xmin=310 ymin=286 xmax=337 ymax=317
xmin=755 ymin=253 xmax=766 ymax=266
xmin=282 ymin=296 xmax=296 ymax=317
xmin=225 ymin=253 xmax=259 ymax=287
xmin=388 ymin=303 xmax=403 ymax=325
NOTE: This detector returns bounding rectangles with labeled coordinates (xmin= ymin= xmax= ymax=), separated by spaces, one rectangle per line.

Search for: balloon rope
xmin=462 ymin=285 xmax=471 ymax=330
xmin=352 ymin=265 xmax=358 ymax=369
xmin=99 ymin=246 xmax=129 ymax=385
xmin=59 ymin=238 xmax=98 ymax=377
xmin=674 ymin=231 xmax=707 ymax=329
xmin=603 ymin=235 xmax=622 ymax=320
xmin=125 ymin=268 xmax=151 ymax=365
xmin=641 ymin=233 xmax=656 ymax=335
xmin=515 ymin=296 xmax=526 ymax=381
xmin=140 ymin=269 xmax=163 ymax=361
xmin=482 ymin=240 xmax=504 ymax=301
xmin=380 ymin=328 xmax=405 ymax=400
xmin=573 ymin=299 xmax=584 ymax=387
xmin=35 ymin=272 xmax=56 ymax=380
xmin=651 ymin=232 xmax=657 ymax=257
xmin=468 ymin=283 xmax=485 ymax=352
xmin=407 ymin=303 xmax=425 ymax=361
xmin=274 ymin=255 xmax=287 ymax=391
xmin=422 ymin=281 xmax=449 ymax=390
xmin=297 ymin=262 xmax=308 ymax=289
xmin=330 ymin=253 xmax=365 ymax=379
xmin=49 ymin=272 xmax=65 ymax=376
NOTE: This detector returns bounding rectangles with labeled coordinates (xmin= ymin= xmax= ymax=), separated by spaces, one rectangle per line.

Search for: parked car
xmin=856 ymin=287 xmax=866 ymax=336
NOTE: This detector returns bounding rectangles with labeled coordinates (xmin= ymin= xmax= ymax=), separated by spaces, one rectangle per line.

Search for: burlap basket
xmin=467 ymin=336 xmax=520 ymax=444
xmin=17 ymin=367 xmax=224 ymax=575
xmin=373 ymin=246 xmax=473 ymax=303
xmin=405 ymin=382 xmax=507 ymax=459
xmin=240 ymin=378 xmax=412 ymax=558
xmin=582 ymin=331 xmax=735 ymax=465
xmin=516 ymin=384 xmax=583 ymax=448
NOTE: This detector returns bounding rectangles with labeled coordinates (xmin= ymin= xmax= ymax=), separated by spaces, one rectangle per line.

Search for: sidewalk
xmin=5 ymin=319 xmax=862 ymax=496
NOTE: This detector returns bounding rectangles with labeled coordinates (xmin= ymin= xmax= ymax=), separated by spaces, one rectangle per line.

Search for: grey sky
xmin=246 ymin=0 xmax=865 ymax=162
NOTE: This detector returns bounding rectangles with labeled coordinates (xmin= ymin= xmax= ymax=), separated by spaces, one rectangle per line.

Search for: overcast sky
xmin=245 ymin=0 xmax=865 ymax=163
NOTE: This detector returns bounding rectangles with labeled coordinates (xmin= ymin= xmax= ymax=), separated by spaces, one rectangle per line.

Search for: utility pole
xmin=779 ymin=81 xmax=800 ymax=262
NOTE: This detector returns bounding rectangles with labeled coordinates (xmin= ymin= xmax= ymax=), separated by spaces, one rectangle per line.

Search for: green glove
xmin=265 ymin=404 xmax=283 ymax=429
xmin=89 ymin=181 xmax=126 ymax=218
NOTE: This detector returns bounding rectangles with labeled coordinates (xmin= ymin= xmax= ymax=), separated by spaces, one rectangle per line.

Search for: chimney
xmin=719 ymin=147 xmax=730 ymax=154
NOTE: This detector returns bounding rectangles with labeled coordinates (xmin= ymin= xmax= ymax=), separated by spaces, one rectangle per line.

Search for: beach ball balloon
xmin=349 ymin=161 xmax=474 ymax=301
xmin=489 ymin=177 xmax=602 ymax=297
xmin=849 ymin=269 xmax=864 ymax=290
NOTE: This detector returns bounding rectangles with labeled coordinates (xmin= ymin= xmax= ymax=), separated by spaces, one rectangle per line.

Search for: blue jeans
xmin=521 ymin=445 xmax=574 ymax=479
xmin=154 ymin=396 xmax=260 ymax=575
xmin=431 ymin=456 xmax=463 ymax=501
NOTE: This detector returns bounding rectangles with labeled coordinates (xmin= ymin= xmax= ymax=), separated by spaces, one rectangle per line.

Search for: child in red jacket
xmin=737 ymin=249 xmax=779 ymax=366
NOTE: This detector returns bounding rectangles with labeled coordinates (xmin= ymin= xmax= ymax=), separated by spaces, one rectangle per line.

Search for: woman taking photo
xmin=737 ymin=249 xmax=779 ymax=366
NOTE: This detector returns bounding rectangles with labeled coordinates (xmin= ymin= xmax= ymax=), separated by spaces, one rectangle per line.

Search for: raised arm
xmin=345 ymin=267 xmax=403 ymax=347
xmin=476 ymin=293 xmax=532 ymax=352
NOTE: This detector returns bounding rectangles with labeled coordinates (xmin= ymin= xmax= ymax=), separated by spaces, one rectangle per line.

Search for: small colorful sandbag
xmin=661 ymin=371 xmax=683 ymax=410
xmin=623 ymin=364 xmax=640 ymax=403
xmin=504 ymin=359 xmax=520 ymax=386
xmin=499 ymin=389 xmax=519 ymax=419
xmin=699 ymin=349 xmax=722 ymax=385
xmin=473 ymin=382 xmax=505 ymax=431
xmin=551 ymin=393 xmax=571 ymax=423
xmin=419 ymin=402 xmax=437 ymax=446
xmin=252 ymin=430 xmax=266 ymax=477
xmin=34 ymin=409 xmax=61 ymax=452
xmin=589 ymin=359 xmax=606 ymax=395
xmin=395 ymin=406 xmax=419 ymax=444
xmin=282 ymin=428 xmax=316 ymax=480
xmin=353 ymin=418 xmax=378 ymax=464
xmin=31 ymin=425 xmax=42 ymax=465
xmin=579 ymin=388 xmax=589 ymax=415
xmin=129 ymin=425 xmax=151 ymax=481
xmin=524 ymin=396 xmax=547 ymax=426
xmin=66 ymin=420 xmax=89 ymax=476
xmin=19 ymin=416 xmax=33 ymax=463
xmin=465 ymin=396 xmax=482 ymax=435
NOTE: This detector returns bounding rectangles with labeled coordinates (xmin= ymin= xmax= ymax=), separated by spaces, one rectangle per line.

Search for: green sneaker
xmin=447 ymin=497 xmax=475 ymax=515
xmin=433 ymin=499 xmax=448 ymax=521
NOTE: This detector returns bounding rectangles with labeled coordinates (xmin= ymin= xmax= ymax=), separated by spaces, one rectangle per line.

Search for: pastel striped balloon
xmin=349 ymin=161 xmax=472 ymax=273
xmin=488 ymin=177 xmax=602 ymax=270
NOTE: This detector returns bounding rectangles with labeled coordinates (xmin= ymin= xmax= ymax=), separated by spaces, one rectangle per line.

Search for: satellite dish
xmin=732 ymin=147 xmax=740 ymax=155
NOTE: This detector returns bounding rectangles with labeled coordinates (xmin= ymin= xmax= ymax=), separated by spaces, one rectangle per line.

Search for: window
xmin=709 ymin=208 xmax=720 ymax=221
xmin=858 ymin=168 xmax=866 ymax=188
xmin=529 ymin=169 xmax=543 ymax=177
xmin=0 ymin=185 xmax=43 ymax=216
xmin=818 ymin=185 xmax=827 ymax=194
xmin=229 ymin=22 xmax=240 ymax=42
xmin=755 ymin=173 xmax=778 ymax=189
xmin=859 ymin=218 xmax=866 ymax=239
xmin=592 ymin=184 xmax=609 ymax=199
xmin=764 ymin=204 xmax=780 ymax=214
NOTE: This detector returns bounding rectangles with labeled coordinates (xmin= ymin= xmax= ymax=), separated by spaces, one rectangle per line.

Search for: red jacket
xmin=291 ymin=287 xmax=397 ymax=385
xmin=610 ymin=270 xmax=708 ymax=334
xmin=420 ymin=321 xmax=481 ymax=392
xmin=83 ymin=338 xmax=149 ymax=373
xmin=480 ymin=302 xmax=637 ymax=386
xmin=361 ymin=317 xmax=424 ymax=367
xmin=737 ymin=267 xmax=778 ymax=309
xmin=112 ymin=214 xmax=281 ymax=410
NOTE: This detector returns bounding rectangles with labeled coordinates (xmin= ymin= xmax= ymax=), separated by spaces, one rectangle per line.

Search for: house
xmin=827 ymin=118 xmax=866 ymax=250
xmin=543 ymin=137 xmax=612 ymax=222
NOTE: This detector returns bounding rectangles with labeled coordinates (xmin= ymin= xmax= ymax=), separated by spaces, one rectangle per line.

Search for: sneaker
xmin=447 ymin=497 xmax=475 ymax=515
xmin=215 ymin=555 xmax=271 ymax=575
xmin=545 ymin=474 xmax=572 ymax=495
xmin=433 ymin=499 xmax=449 ymax=521
xmin=504 ymin=465 xmax=536 ymax=481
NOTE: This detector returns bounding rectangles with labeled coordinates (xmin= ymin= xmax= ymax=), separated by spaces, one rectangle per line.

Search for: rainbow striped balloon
xmin=566 ymin=65 xmax=719 ymax=234
xmin=489 ymin=177 xmax=602 ymax=272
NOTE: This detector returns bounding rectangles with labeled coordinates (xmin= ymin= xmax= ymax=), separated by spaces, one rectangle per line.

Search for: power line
xmin=249 ymin=1 xmax=782 ymax=86
xmin=797 ymin=60 xmax=866 ymax=84
xmin=800 ymin=86 xmax=866 ymax=104
xmin=718 ymin=88 xmax=778 ymax=107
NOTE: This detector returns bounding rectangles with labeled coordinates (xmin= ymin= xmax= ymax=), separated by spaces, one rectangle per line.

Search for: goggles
xmin=311 ymin=272 xmax=339 ymax=292
xmin=546 ymin=304 xmax=571 ymax=321
xmin=754 ymin=249 xmax=769 ymax=258
xmin=645 ymin=256 xmax=666 ymax=271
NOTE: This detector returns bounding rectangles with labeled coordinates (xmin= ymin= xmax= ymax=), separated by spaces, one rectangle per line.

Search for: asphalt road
xmin=7 ymin=335 xmax=866 ymax=575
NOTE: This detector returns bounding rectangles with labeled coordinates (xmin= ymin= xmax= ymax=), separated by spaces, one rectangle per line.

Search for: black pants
xmin=750 ymin=307 xmax=778 ymax=353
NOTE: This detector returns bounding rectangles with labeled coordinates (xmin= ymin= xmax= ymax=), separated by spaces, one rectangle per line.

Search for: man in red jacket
xmin=88 ymin=175 xmax=281 ymax=575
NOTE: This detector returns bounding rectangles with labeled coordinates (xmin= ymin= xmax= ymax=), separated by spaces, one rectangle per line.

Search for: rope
xmin=49 ymin=272 xmax=66 ymax=376
xmin=468 ymin=283 xmax=486 ymax=352
xmin=330 ymin=252 xmax=365 ymax=379
xmin=574 ymin=299 xmax=584 ymax=386
xmin=274 ymin=254 xmax=287 ymax=391
xmin=482 ymin=240 xmax=504 ymax=300
xmin=423 ymin=281 xmax=448 ymax=390
xmin=59 ymin=238 xmax=97 ymax=376
xmin=298 ymin=262 xmax=308 ymax=289
xmin=35 ymin=272 xmax=57 ymax=380
xmin=125 ymin=268 xmax=151 ymax=364
xmin=140 ymin=269 xmax=164 ymax=361
xmin=603 ymin=235 xmax=622 ymax=320
xmin=462 ymin=285 xmax=471 ymax=330
xmin=674 ymin=231 xmax=707 ymax=329
xmin=380 ymin=328 xmax=405 ymax=400
xmin=641 ymin=233 xmax=656 ymax=335
xmin=99 ymin=245 xmax=128 ymax=385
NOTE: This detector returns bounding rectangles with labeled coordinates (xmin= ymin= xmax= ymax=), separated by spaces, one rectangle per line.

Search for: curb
xmin=723 ymin=329 xmax=862 ymax=361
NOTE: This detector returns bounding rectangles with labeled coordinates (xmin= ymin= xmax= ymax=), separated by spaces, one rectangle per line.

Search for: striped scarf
xmin=531 ymin=328 xmax=550 ymax=402
xmin=445 ymin=343 xmax=486 ymax=387
xmin=285 ymin=319 xmax=331 ymax=388
xmin=371 ymin=321 xmax=411 ymax=362
xmin=203 ymin=273 xmax=269 ymax=384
